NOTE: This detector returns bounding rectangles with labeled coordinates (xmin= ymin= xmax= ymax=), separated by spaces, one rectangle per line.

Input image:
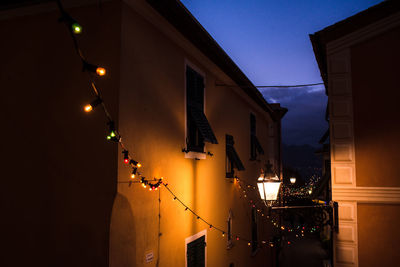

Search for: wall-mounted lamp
xmin=257 ymin=162 xmax=281 ymax=205
xmin=257 ymin=176 xmax=281 ymax=202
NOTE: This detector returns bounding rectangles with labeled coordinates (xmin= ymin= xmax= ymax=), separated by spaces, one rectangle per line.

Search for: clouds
xmin=261 ymin=85 xmax=328 ymax=146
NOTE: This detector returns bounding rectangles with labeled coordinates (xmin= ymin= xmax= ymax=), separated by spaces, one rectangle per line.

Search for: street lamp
xmin=257 ymin=169 xmax=281 ymax=205
xmin=290 ymin=177 xmax=296 ymax=184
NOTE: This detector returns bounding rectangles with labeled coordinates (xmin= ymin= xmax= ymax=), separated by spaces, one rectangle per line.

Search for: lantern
xmin=257 ymin=174 xmax=281 ymax=201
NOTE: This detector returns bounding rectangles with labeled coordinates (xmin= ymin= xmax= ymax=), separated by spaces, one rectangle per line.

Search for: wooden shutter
xmin=226 ymin=135 xmax=245 ymax=171
xmin=189 ymin=106 xmax=218 ymax=144
xmin=186 ymin=66 xmax=218 ymax=149
xmin=250 ymin=114 xmax=264 ymax=158
xmin=187 ymin=235 xmax=205 ymax=267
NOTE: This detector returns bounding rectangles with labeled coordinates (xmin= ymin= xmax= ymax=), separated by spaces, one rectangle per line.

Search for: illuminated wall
xmin=109 ymin=1 xmax=279 ymax=266
xmin=1 ymin=0 xmax=282 ymax=266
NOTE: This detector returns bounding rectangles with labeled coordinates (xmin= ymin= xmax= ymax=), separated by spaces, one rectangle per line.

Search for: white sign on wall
xmin=145 ymin=251 xmax=154 ymax=263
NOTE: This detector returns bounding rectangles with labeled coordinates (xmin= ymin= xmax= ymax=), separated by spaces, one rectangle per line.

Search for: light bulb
xmin=96 ymin=67 xmax=106 ymax=76
xmin=72 ymin=22 xmax=82 ymax=34
xmin=84 ymin=104 xmax=93 ymax=112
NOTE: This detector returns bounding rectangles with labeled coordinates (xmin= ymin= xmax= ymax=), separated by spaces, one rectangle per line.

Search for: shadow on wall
xmin=109 ymin=193 xmax=136 ymax=266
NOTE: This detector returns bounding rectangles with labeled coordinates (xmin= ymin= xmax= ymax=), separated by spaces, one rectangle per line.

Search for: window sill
xmin=184 ymin=151 xmax=207 ymax=160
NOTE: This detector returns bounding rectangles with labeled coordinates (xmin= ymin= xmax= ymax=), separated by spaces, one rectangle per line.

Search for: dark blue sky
xmin=181 ymin=0 xmax=382 ymax=146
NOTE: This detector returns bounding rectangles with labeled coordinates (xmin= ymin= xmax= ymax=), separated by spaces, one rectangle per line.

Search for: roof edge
xmin=146 ymin=0 xmax=276 ymax=120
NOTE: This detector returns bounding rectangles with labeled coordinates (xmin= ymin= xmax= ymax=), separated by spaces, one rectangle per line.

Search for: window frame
xmin=250 ymin=112 xmax=264 ymax=160
xmin=227 ymin=209 xmax=234 ymax=250
xmin=184 ymin=61 xmax=218 ymax=158
xmin=251 ymin=207 xmax=259 ymax=255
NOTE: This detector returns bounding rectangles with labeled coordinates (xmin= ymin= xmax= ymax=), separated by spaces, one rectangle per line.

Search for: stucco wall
xmin=351 ymin=26 xmax=400 ymax=188
xmin=0 ymin=1 xmax=120 ymax=266
xmin=358 ymin=203 xmax=400 ymax=267
xmin=109 ymin=2 xmax=276 ymax=266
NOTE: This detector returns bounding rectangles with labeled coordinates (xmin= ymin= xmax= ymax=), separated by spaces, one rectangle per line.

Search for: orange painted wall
xmin=351 ymin=26 xmax=400 ymax=187
xmin=0 ymin=2 xmax=121 ymax=266
xmin=358 ymin=203 xmax=400 ymax=267
xmin=109 ymin=2 xmax=278 ymax=266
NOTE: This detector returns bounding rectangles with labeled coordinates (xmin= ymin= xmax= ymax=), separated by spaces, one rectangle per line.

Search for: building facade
xmin=1 ymin=0 xmax=285 ymax=266
xmin=310 ymin=1 xmax=400 ymax=266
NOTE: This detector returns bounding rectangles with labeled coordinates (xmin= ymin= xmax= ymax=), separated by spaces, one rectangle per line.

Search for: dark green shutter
xmin=226 ymin=135 xmax=245 ymax=171
xmin=186 ymin=66 xmax=218 ymax=150
xmin=187 ymin=235 xmax=205 ymax=267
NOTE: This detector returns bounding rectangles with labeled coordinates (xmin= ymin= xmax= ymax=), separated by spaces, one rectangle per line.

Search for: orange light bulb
xmin=96 ymin=67 xmax=106 ymax=76
xmin=137 ymin=163 xmax=142 ymax=168
xmin=84 ymin=104 xmax=93 ymax=112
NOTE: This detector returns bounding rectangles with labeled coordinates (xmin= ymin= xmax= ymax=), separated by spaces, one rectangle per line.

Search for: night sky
xmin=181 ymin=0 xmax=382 ymax=146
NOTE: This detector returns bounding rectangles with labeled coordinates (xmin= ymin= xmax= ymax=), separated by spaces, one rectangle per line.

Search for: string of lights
xmin=235 ymin=178 xmax=324 ymax=245
xmin=56 ymin=0 xmax=301 ymax=250
xmin=57 ymin=0 xmax=148 ymax=185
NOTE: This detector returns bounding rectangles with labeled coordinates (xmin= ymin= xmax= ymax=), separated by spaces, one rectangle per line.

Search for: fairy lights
xmin=234 ymin=177 xmax=328 ymax=246
xmin=123 ymin=150 xmax=129 ymax=164
xmin=82 ymin=60 xmax=106 ymax=77
xmin=56 ymin=0 xmax=285 ymax=251
xmin=57 ymin=2 xmax=82 ymax=35
xmin=84 ymin=97 xmax=102 ymax=113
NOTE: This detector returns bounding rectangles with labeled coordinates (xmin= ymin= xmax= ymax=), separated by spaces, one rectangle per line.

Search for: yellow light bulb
xmin=137 ymin=163 xmax=142 ymax=168
xmin=131 ymin=174 xmax=135 ymax=179
xmin=84 ymin=104 xmax=93 ymax=112
xmin=96 ymin=67 xmax=106 ymax=76
xmin=74 ymin=26 xmax=81 ymax=34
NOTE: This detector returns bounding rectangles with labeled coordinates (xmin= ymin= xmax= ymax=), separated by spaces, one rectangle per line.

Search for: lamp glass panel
xmin=264 ymin=182 xmax=281 ymax=200
xmin=257 ymin=182 xmax=265 ymax=200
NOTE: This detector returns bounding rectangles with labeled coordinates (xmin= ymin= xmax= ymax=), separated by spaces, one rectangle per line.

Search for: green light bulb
xmin=110 ymin=131 xmax=116 ymax=137
xmin=72 ymin=22 xmax=82 ymax=34
xmin=107 ymin=135 xmax=111 ymax=140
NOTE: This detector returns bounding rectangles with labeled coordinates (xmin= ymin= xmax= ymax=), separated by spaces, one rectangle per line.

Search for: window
xmin=186 ymin=230 xmax=207 ymax=267
xmin=186 ymin=66 xmax=218 ymax=153
xmin=251 ymin=207 xmax=258 ymax=254
xmin=250 ymin=113 xmax=264 ymax=160
xmin=227 ymin=210 xmax=233 ymax=249
xmin=226 ymin=134 xmax=245 ymax=178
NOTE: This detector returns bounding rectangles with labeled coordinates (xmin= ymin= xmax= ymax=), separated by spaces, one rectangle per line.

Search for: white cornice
xmin=333 ymin=187 xmax=400 ymax=203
